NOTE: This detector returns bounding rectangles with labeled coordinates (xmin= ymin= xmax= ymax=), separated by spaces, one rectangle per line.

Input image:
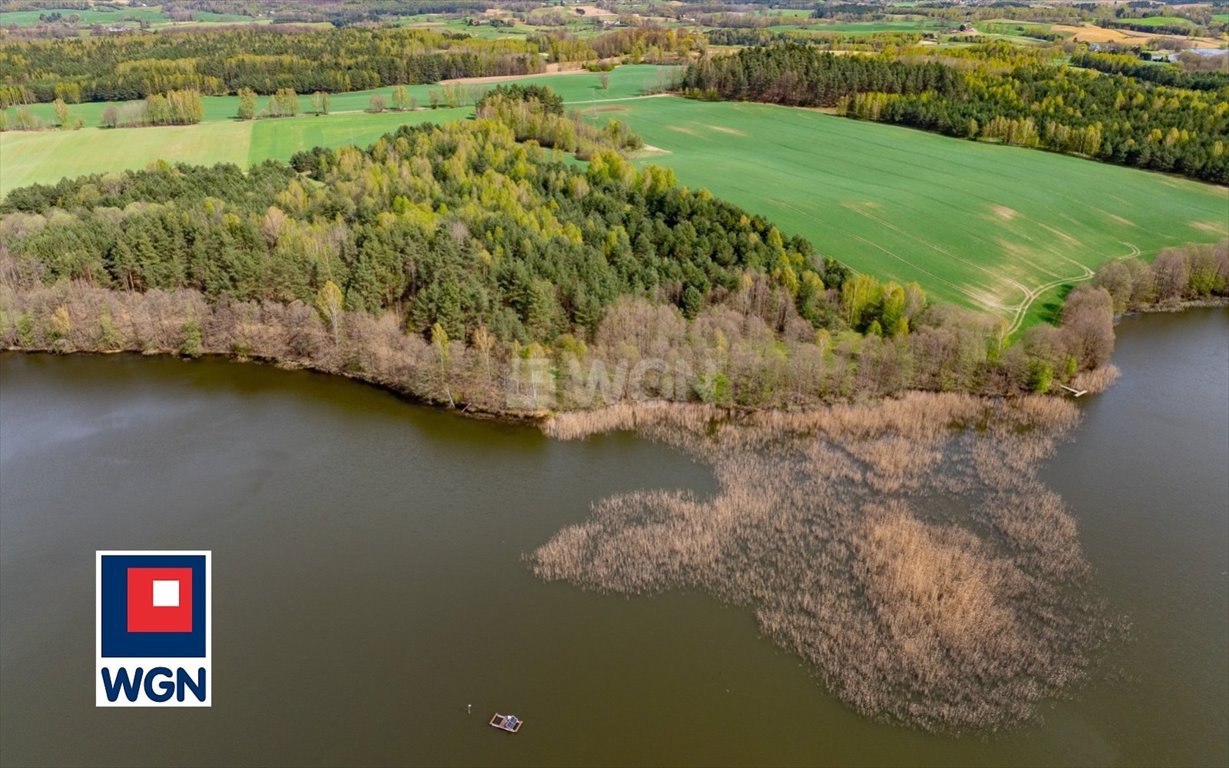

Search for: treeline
xmin=681 ymin=43 xmax=1229 ymax=184
xmin=1070 ymin=51 xmax=1229 ymax=92
xmin=681 ymin=44 xmax=961 ymax=106
xmin=0 ymin=27 xmax=543 ymax=105
xmin=1092 ymin=242 xmax=1229 ymax=314
xmin=0 ymin=88 xmax=204 ymax=131
xmin=236 ymin=87 xmax=301 ymax=120
xmin=100 ymin=89 xmax=204 ymax=127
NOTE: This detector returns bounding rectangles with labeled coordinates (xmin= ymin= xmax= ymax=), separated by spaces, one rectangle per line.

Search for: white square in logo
xmin=152 ymin=580 xmax=180 ymax=607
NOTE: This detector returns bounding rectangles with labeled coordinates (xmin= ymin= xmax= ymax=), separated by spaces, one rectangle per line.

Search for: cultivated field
xmin=764 ymin=19 xmax=944 ymax=35
xmin=0 ymin=5 xmax=260 ymax=28
xmin=593 ymin=98 xmax=1229 ymax=328
xmin=0 ymin=120 xmax=252 ymax=191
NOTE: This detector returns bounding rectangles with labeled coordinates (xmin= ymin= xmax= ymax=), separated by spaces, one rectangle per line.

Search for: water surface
xmin=1 ymin=308 xmax=1225 ymax=766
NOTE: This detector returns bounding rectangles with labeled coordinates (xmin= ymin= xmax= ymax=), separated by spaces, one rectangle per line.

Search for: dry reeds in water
xmin=1073 ymin=365 xmax=1121 ymax=395
xmin=531 ymin=392 xmax=1115 ymax=732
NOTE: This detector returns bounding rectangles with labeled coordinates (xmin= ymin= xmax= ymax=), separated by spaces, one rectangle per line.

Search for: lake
xmin=1 ymin=308 xmax=1225 ymax=767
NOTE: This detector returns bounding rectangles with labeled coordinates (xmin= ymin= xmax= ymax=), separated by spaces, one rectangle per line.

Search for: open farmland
xmin=0 ymin=5 xmax=263 ymax=28
xmin=0 ymin=6 xmax=168 ymax=26
xmin=589 ymin=98 xmax=1229 ymax=328
xmin=0 ymin=120 xmax=253 ymax=192
xmin=1112 ymin=16 xmax=1197 ymax=28
xmin=765 ymin=19 xmax=943 ymax=35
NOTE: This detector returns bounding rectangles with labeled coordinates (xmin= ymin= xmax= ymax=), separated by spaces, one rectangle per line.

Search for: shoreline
xmin=0 ymin=340 xmax=1093 ymax=432
xmin=0 ymin=295 xmax=1221 ymax=436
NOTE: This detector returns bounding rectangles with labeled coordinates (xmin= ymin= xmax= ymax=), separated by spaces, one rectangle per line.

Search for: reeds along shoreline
xmin=533 ymin=392 xmax=1121 ymax=733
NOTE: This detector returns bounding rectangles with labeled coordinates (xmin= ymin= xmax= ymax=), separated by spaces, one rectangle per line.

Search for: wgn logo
xmin=96 ymin=551 xmax=211 ymax=707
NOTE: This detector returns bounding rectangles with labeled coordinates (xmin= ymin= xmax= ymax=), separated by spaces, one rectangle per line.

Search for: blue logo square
xmin=100 ymin=554 xmax=207 ymax=658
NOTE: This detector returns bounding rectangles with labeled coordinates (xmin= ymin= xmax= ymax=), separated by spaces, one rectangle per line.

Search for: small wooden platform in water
xmin=489 ymin=713 xmax=523 ymax=733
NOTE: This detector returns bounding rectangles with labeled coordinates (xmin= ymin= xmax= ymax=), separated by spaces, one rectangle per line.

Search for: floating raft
xmin=489 ymin=713 xmax=523 ymax=733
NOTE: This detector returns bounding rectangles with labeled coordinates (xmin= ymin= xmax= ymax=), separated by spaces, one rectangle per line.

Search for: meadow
xmin=765 ymin=19 xmax=943 ymax=35
xmin=0 ymin=5 xmax=258 ymax=28
xmin=1112 ymin=16 xmax=1197 ymax=29
xmin=0 ymin=6 xmax=168 ymax=26
xmin=2 ymin=64 xmax=1226 ymax=329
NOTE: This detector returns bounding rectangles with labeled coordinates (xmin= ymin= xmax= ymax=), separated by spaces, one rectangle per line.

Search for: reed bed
xmin=532 ymin=393 xmax=1117 ymax=732
xmin=1073 ymin=365 xmax=1121 ymax=395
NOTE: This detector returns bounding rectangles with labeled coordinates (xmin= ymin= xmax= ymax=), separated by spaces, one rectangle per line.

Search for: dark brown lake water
xmin=1 ymin=308 xmax=1225 ymax=767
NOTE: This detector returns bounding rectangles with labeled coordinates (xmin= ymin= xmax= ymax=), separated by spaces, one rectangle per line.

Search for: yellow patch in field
xmin=961 ymin=284 xmax=1014 ymax=313
xmin=708 ymin=125 xmax=747 ymax=137
xmin=1190 ymin=219 xmax=1229 ymax=235
xmin=667 ymin=125 xmax=700 ymax=137
xmin=1101 ymin=212 xmax=1135 ymax=228
xmin=840 ymin=200 xmax=881 ymax=214
xmin=991 ymin=205 xmax=1018 ymax=221
xmin=1052 ymin=24 xmax=1147 ymax=45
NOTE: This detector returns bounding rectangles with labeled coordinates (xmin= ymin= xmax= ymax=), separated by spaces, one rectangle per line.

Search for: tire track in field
xmin=1001 ymin=241 xmax=1137 ymax=336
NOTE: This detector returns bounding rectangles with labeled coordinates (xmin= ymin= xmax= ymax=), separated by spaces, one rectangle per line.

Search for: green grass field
xmin=980 ymin=20 xmax=1055 ymax=36
xmin=0 ymin=120 xmax=252 ymax=191
xmin=1113 ymin=16 xmax=1197 ymax=28
xmin=765 ymin=19 xmax=941 ymax=35
xmin=584 ymin=98 xmax=1228 ymax=329
xmin=3 ymin=65 xmax=1225 ymax=330
xmin=0 ymin=6 xmax=168 ymax=26
xmin=0 ymin=5 xmax=262 ymax=28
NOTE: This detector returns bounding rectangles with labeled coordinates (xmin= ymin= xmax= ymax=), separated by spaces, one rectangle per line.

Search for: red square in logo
xmin=127 ymin=568 xmax=193 ymax=633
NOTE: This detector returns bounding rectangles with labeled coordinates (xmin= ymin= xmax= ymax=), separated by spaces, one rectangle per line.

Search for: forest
xmin=680 ymin=43 xmax=1229 ymax=184
xmin=0 ymin=27 xmax=540 ymax=104
xmin=2 ymin=98 xmax=1223 ymax=413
